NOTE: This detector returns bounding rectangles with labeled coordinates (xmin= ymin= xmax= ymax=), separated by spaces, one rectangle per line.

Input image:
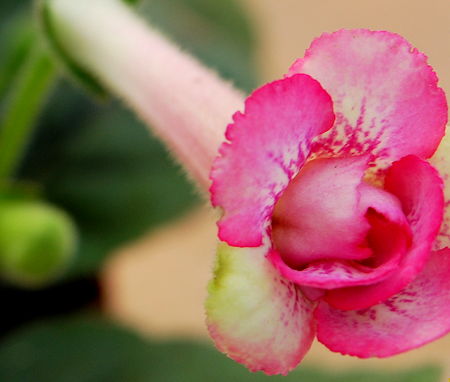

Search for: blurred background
xmin=0 ymin=0 xmax=449 ymax=381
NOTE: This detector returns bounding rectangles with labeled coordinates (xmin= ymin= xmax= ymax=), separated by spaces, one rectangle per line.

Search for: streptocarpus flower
xmin=43 ymin=1 xmax=449 ymax=376
xmin=206 ymin=30 xmax=450 ymax=375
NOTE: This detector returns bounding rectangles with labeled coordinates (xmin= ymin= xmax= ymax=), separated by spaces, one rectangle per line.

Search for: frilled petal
xmin=269 ymin=156 xmax=410 ymax=288
xmin=210 ymin=74 xmax=335 ymax=247
xmin=324 ymin=155 xmax=444 ymax=310
xmin=205 ymin=243 xmax=316 ymax=375
xmin=315 ymin=249 xmax=450 ymax=358
xmin=289 ymin=29 xmax=448 ymax=170
xmin=430 ymin=128 xmax=450 ymax=249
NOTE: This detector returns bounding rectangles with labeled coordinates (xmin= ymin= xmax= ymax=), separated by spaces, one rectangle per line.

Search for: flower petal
xmin=269 ymin=156 xmax=410 ymax=289
xmin=271 ymin=156 xmax=371 ymax=266
xmin=315 ymin=249 xmax=450 ymax=358
xmin=324 ymin=155 xmax=444 ymax=310
xmin=210 ymin=74 xmax=335 ymax=247
xmin=268 ymin=252 xmax=402 ymax=290
xmin=205 ymin=243 xmax=316 ymax=375
xmin=289 ymin=29 xmax=448 ymax=169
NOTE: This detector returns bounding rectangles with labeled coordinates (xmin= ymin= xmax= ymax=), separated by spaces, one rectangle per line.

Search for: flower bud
xmin=38 ymin=0 xmax=139 ymax=96
xmin=0 ymin=200 xmax=77 ymax=288
xmin=39 ymin=0 xmax=244 ymax=188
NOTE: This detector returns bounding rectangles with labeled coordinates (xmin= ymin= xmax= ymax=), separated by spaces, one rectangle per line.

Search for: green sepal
xmin=36 ymin=0 xmax=107 ymax=98
xmin=36 ymin=0 xmax=141 ymax=97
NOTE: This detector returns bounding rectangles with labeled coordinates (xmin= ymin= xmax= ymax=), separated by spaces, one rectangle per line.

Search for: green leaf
xmin=0 ymin=10 xmax=34 ymax=101
xmin=23 ymin=99 xmax=199 ymax=276
xmin=0 ymin=316 xmax=442 ymax=382
xmin=0 ymin=43 xmax=56 ymax=179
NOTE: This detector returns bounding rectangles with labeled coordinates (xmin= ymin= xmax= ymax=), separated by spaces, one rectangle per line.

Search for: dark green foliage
xmin=21 ymin=90 xmax=199 ymax=275
xmin=0 ymin=316 xmax=441 ymax=382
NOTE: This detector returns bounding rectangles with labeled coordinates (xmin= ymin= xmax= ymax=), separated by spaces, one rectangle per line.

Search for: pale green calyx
xmin=0 ymin=200 xmax=77 ymax=288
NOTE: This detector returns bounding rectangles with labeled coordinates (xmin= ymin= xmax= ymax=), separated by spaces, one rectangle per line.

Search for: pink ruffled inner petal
xmin=324 ymin=155 xmax=444 ymax=310
xmin=271 ymin=156 xmax=372 ymax=266
xmin=210 ymin=74 xmax=335 ymax=247
xmin=269 ymin=156 xmax=411 ymax=289
xmin=289 ymin=29 xmax=447 ymax=170
xmin=268 ymin=250 xmax=402 ymax=289
xmin=315 ymin=249 xmax=450 ymax=358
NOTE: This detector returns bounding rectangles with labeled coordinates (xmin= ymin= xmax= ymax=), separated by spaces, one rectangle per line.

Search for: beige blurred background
xmin=102 ymin=1 xmax=450 ymax=380
xmin=242 ymin=0 xmax=450 ymax=95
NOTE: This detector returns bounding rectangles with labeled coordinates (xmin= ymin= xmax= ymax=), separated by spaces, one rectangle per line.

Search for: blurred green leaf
xmin=0 ymin=43 xmax=56 ymax=179
xmin=122 ymin=0 xmax=142 ymax=4
xmin=23 ymin=100 xmax=199 ymax=276
xmin=0 ymin=0 xmax=24 ymax=16
xmin=0 ymin=316 xmax=442 ymax=382
xmin=0 ymin=11 xmax=34 ymax=101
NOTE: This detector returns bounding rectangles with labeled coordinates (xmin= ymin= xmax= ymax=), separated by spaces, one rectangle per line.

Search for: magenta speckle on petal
xmin=210 ymin=74 xmax=335 ymax=247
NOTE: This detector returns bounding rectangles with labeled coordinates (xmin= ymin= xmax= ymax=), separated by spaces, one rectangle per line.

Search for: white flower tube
xmin=45 ymin=0 xmax=245 ymax=188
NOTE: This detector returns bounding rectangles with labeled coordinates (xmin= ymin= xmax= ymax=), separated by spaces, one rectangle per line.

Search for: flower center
xmin=271 ymin=156 xmax=411 ymax=269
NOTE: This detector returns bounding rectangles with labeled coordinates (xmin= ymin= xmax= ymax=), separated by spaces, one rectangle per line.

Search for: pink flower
xmin=42 ymin=3 xmax=450 ymax=375
xmin=206 ymin=29 xmax=450 ymax=375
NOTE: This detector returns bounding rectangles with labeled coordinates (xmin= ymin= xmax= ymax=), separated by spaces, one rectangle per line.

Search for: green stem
xmin=0 ymin=44 xmax=56 ymax=180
